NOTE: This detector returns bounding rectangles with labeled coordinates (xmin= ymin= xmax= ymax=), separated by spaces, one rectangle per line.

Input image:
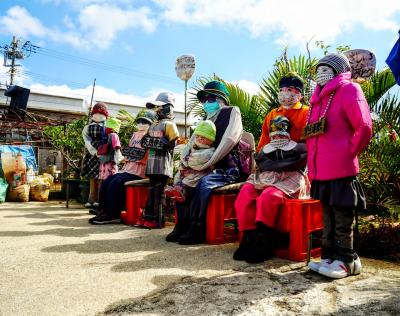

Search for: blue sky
xmin=1 ymin=0 xmax=400 ymax=111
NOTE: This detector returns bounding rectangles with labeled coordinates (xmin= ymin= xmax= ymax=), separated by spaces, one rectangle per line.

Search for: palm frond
xmin=259 ymin=53 xmax=318 ymax=109
xmin=362 ymin=69 xmax=397 ymax=107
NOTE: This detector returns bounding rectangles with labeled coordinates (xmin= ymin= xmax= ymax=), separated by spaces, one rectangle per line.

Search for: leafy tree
xmin=43 ymin=116 xmax=87 ymax=177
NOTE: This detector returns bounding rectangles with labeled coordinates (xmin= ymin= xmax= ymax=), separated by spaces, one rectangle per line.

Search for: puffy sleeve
xmin=110 ymin=133 xmax=121 ymax=149
xmin=197 ymin=106 xmax=243 ymax=170
xmin=342 ymin=83 xmax=373 ymax=156
xmin=82 ymin=124 xmax=97 ymax=156
xmin=257 ymin=111 xmax=273 ymax=152
xmin=165 ymin=121 xmax=180 ymax=142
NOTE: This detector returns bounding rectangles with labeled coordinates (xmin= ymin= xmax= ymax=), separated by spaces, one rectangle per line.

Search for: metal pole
xmin=87 ymin=78 xmax=96 ymax=123
xmin=184 ymin=79 xmax=188 ymax=138
xmin=10 ymin=36 xmax=17 ymax=85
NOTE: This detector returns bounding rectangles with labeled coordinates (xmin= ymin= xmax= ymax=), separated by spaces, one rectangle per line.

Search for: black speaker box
xmin=4 ymin=85 xmax=30 ymax=111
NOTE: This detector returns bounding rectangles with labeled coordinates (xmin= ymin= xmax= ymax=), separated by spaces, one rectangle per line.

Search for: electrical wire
xmin=36 ymin=47 xmax=181 ymax=85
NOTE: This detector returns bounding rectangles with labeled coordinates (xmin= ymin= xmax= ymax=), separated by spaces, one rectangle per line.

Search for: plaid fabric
xmin=145 ymin=120 xmax=175 ymax=178
xmin=81 ymin=123 xmax=104 ymax=178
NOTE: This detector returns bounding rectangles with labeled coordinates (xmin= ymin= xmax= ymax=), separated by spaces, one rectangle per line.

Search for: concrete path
xmin=0 ymin=201 xmax=399 ymax=316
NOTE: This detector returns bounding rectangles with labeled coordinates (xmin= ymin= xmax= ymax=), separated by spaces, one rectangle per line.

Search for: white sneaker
xmin=92 ymin=202 xmax=99 ymax=208
xmin=308 ymin=258 xmax=332 ymax=272
xmin=319 ymin=256 xmax=362 ymax=279
xmin=84 ymin=202 xmax=93 ymax=208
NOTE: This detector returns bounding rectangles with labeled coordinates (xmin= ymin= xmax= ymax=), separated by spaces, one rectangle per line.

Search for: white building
xmin=0 ymin=88 xmax=191 ymax=135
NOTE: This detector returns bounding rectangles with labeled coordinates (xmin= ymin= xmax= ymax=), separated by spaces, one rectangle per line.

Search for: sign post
xmin=175 ymin=55 xmax=195 ymax=138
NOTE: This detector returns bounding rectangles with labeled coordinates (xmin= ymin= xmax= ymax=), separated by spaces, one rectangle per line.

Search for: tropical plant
xmin=116 ymin=109 xmax=139 ymax=146
xmin=259 ymin=49 xmax=318 ymax=109
xmin=359 ymin=69 xmax=400 ymax=219
xmin=43 ymin=116 xmax=87 ymax=177
xmin=187 ymin=75 xmax=267 ymax=141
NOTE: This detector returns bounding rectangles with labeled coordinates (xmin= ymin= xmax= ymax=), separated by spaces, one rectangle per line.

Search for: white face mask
xmin=137 ymin=123 xmax=150 ymax=131
xmin=269 ymin=134 xmax=290 ymax=149
xmin=277 ymin=88 xmax=301 ymax=109
xmin=92 ymin=113 xmax=106 ymax=123
xmin=193 ymin=140 xmax=211 ymax=149
xmin=316 ymin=65 xmax=335 ymax=86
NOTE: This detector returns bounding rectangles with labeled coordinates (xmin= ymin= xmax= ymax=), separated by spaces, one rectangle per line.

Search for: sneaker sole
xmin=92 ymin=219 xmax=121 ymax=225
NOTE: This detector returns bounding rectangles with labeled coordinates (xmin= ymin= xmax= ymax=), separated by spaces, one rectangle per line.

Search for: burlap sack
xmin=7 ymin=184 xmax=30 ymax=202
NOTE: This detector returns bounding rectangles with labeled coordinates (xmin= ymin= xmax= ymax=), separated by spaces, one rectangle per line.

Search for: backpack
xmin=232 ymin=132 xmax=255 ymax=181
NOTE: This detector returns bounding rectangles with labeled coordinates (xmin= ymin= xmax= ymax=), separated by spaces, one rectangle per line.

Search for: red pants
xmin=235 ymin=183 xmax=286 ymax=231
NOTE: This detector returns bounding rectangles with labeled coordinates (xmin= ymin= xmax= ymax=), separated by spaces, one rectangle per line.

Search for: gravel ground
xmin=0 ymin=201 xmax=399 ymax=316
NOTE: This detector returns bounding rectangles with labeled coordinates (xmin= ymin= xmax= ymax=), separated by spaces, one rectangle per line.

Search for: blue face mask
xmin=203 ymin=101 xmax=220 ymax=114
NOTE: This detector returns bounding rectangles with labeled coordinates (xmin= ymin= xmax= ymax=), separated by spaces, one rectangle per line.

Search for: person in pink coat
xmin=305 ymin=53 xmax=373 ymax=279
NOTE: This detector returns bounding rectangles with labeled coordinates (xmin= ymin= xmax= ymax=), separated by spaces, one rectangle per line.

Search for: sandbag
xmin=7 ymin=184 xmax=30 ymax=202
xmin=29 ymin=184 xmax=50 ymax=202
xmin=29 ymin=174 xmax=54 ymax=202
xmin=0 ymin=178 xmax=8 ymax=203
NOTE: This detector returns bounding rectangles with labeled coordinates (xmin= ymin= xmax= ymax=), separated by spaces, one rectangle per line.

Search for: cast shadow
xmin=100 ymin=266 xmax=331 ymax=315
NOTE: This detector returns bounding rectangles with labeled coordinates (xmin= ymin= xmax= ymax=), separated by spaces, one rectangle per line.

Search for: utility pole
xmin=9 ymin=36 xmax=18 ymax=85
xmin=2 ymin=36 xmax=39 ymax=86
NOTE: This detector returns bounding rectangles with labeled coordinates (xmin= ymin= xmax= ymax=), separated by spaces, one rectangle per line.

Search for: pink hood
xmin=306 ymin=72 xmax=373 ymax=181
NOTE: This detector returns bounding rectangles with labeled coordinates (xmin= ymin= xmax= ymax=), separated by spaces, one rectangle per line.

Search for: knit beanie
xmin=194 ymin=120 xmax=217 ymax=142
xmin=105 ymin=117 xmax=121 ymax=133
xmin=317 ymin=53 xmax=351 ymax=75
xmin=91 ymin=102 xmax=109 ymax=117
xmin=279 ymin=73 xmax=304 ymax=93
xmin=269 ymin=115 xmax=291 ymax=137
xmin=136 ymin=110 xmax=157 ymax=125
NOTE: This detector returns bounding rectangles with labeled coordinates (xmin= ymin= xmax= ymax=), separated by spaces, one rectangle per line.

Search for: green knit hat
xmin=105 ymin=117 xmax=121 ymax=133
xmin=194 ymin=120 xmax=216 ymax=142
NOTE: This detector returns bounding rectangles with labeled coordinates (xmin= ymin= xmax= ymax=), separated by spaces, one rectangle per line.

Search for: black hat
xmin=279 ymin=74 xmax=304 ymax=93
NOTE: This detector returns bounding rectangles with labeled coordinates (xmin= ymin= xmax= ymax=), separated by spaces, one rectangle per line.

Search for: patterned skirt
xmin=310 ymin=176 xmax=366 ymax=210
xmin=81 ymin=152 xmax=100 ymax=179
xmin=99 ymin=162 xmax=118 ymax=180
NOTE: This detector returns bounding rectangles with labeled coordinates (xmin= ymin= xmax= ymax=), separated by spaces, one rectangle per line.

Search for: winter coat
xmin=306 ymin=72 xmax=372 ymax=181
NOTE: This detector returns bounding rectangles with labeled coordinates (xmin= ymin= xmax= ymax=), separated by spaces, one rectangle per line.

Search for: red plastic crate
xmin=205 ymin=193 xmax=323 ymax=262
xmin=121 ymin=186 xmax=149 ymax=225
xmin=206 ymin=193 xmax=239 ymax=244
xmin=274 ymin=199 xmax=323 ymax=261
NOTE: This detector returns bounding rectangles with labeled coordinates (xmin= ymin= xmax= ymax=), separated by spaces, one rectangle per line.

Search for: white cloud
xmin=233 ymin=80 xmax=261 ymax=96
xmin=0 ymin=6 xmax=47 ymax=38
xmin=155 ymin=0 xmax=400 ymax=46
xmin=0 ymin=4 xmax=156 ymax=50
xmin=77 ymin=4 xmax=156 ymax=49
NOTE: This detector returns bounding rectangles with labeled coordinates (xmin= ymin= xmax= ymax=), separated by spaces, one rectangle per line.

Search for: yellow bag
xmin=29 ymin=184 xmax=50 ymax=202
xmin=29 ymin=174 xmax=53 ymax=202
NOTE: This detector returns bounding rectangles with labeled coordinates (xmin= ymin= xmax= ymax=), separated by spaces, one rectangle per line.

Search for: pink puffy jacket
xmin=306 ymin=72 xmax=373 ymax=181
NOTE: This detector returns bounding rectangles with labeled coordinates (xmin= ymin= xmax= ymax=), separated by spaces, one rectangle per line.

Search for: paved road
xmin=0 ymin=201 xmax=399 ymax=315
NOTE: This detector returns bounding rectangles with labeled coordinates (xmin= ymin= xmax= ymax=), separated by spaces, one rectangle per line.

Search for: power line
xmin=35 ymin=47 xmax=181 ymax=85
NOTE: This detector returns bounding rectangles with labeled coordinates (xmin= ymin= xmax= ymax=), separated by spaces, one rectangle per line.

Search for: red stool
xmin=205 ymin=184 xmax=242 ymax=244
xmin=274 ymin=199 xmax=323 ymax=261
xmin=121 ymin=179 xmax=149 ymax=225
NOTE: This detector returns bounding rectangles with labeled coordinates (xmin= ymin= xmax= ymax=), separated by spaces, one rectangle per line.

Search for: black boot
xmin=178 ymin=222 xmax=206 ymax=245
xmin=166 ymin=220 xmax=190 ymax=242
xmin=233 ymin=230 xmax=256 ymax=261
xmin=245 ymin=223 xmax=275 ymax=264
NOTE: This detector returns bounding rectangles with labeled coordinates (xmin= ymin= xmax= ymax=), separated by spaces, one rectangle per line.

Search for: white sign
xmin=175 ymin=55 xmax=195 ymax=81
xmin=344 ymin=49 xmax=376 ymax=83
